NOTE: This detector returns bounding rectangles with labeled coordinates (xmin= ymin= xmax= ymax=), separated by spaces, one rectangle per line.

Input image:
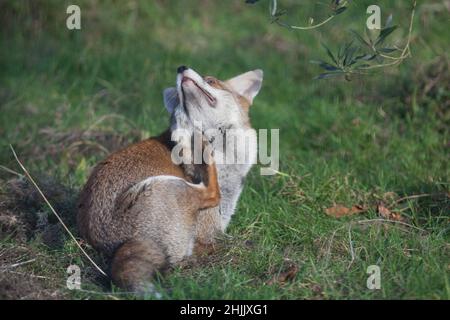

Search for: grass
xmin=0 ymin=0 xmax=448 ymax=299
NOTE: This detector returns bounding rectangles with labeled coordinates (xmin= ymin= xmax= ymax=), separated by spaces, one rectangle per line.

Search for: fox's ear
xmin=225 ymin=69 xmax=263 ymax=104
xmin=163 ymin=87 xmax=179 ymax=114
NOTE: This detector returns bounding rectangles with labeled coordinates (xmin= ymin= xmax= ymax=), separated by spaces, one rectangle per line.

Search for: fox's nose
xmin=177 ymin=65 xmax=188 ymax=74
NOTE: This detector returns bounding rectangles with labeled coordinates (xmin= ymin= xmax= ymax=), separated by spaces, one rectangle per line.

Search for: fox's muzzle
xmin=176 ymin=67 xmax=217 ymax=107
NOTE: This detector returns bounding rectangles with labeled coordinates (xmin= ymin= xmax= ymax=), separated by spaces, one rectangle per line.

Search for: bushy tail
xmin=111 ymin=239 xmax=167 ymax=297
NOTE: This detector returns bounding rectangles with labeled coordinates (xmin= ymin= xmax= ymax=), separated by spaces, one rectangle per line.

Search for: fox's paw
xmin=202 ymin=142 xmax=215 ymax=165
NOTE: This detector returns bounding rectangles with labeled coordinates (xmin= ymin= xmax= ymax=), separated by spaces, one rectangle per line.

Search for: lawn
xmin=0 ymin=0 xmax=448 ymax=299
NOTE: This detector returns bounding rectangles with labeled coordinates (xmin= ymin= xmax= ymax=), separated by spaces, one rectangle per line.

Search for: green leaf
xmin=385 ymin=14 xmax=393 ymax=28
xmin=375 ymin=25 xmax=398 ymax=46
xmin=309 ymin=60 xmax=340 ymax=71
xmin=351 ymin=30 xmax=371 ymax=48
xmin=356 ymin=54 xmax=377 ymax=61
xmin=343 ymin=46 xmax=357 ymax=66
xmin=314 ymin=72 xmax=344 ymax=80
xmin=355 ymin=64 xmax=371 ymax=69
xmin=378 ymin=47 xmax=397 ymax=53
xmin=321 ymin=62 xmax=340 ymax=71
xmin=274 ymin=10 xmax=287 ymax=17
xmin=273 ymin=17 xmax=290 ymax=29
xmin=322 ymin=43 xmax=338 ymax=65
xmin=337 ymin=45 xmax=344 ymax=61
xmin=338 ymin=40 xmax=353 ymax=62
xmin=365 ymin=27 xmax=374 ymax=46
xmin=334 ymin=6 xmax=347 ymax=15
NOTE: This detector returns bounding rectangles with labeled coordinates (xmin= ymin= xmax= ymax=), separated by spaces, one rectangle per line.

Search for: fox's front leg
xmin=186 ymin=140 xmax=223 ymax=256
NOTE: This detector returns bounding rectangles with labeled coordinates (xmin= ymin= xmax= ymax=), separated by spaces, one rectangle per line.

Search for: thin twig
xmin=324 ymin=224 xmax=346 ymax=268
xmin=270 ymin=0 xmax=349 ymax=30
xmin=392 ymin=193 xmax=432 ymax=206
xmin=0 ymin=258 xmax=36 ymax=270
xmin=9 ymin=144 xmax=108 ymax=277
xmin=287 ymin=15 xmax=335 ymax=30
xmin=347 ymin=225 xmax=355 ymax=269
xmin=4 ymin=270 xmax=53 ymax=280
xmin=0 ymin=164 xmax=24 ymax=178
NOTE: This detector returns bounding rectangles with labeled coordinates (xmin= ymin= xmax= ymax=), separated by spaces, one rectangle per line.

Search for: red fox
xmin=77 ymin=66 xmax=263 ymax=294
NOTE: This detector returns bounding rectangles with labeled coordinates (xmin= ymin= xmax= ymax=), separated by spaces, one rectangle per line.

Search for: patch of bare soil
xmin=0 ymin=176 xmax=76 ymax=246
xmin=0 ymin=244 xmax=67 ymax=300
xmin=0 ymin=176 xmax=76 ymax=299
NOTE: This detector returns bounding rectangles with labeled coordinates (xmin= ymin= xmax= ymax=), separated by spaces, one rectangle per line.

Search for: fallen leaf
xmin=377 ymin=204 xmax=391 ymax=219
xmin=267 ymin=264 xmax=298 ymax=285
xmin=325 ymin=204 xmax=365 ymax=218
xmin=377 ymin=204 xmax=404 ymax=221
xmin=391 ymin=212 xmax=405 ymax=222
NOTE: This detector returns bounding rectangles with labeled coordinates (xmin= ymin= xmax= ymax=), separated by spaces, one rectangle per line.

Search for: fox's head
xmin=163 ymin=66 xmax=263 ymax=131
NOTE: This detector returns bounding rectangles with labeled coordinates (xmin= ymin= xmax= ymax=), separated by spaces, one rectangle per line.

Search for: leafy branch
xmin=246 ymin=0 xmax=350 ymax=30
xmin=246 ymin=0 xmax=417 ymax=80
xmin=313 ymin=1 xmax=416 ymax=80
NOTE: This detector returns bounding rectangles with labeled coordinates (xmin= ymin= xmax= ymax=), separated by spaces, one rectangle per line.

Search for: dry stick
xmin=5 ymin=270 xmax=52 ymax=280
xmin=392 ymin=193 xmax=432 ymax=205
xmin=347 ymin=225 xmax=355 ymax=270
xmin=0 ymin=164 xmax=23 ymax=178
xmin=9 ymin=144 xmax=108 ymax=277
xmin=0 ymin=258 xmax=36 ymax=270
xmin=324 ymin=224 xmax=346 ymax=268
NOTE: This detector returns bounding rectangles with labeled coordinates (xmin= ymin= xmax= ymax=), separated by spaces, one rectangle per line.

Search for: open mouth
xmin=182 ymin=77 xmax=216 ymax=106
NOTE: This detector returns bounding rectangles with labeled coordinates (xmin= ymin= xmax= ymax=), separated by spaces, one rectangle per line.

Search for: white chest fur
xmin=210 ymin=128 xmax=257 ymax=229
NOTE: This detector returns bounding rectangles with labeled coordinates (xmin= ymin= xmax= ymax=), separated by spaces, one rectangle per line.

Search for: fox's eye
xmin=205 ymin=77 xmax=215 ymax=85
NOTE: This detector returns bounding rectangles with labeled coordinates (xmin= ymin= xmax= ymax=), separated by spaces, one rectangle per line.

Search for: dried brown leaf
xmin=325 ymin=204 xmax=365 ymax=218
xmin=377 ymin=204 xmax=391 ymax=219
xmin=267 ymin=264 xmax=298 ymax=285
xmin=377 ymin=204 xmax=404 ymax=221
xmin=390 ymin=212 xmax=405 ymax=222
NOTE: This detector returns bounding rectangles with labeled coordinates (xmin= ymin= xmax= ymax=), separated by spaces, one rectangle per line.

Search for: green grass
xmin=0 ymin=0 xmax=448 ymax=299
